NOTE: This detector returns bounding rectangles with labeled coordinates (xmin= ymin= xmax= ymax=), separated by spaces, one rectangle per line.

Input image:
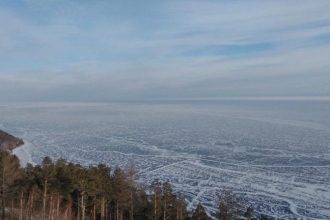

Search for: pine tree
xmin=0 ymin=151 xmax=21 ymax=220
xmin=259 ymin=214 xmax=270 ymax=220
xmin=175 ymin=194 xmax=189 ymax=220
xmin=162 ymin=181 xmax=176 ymax=220
xmin=134 ymin=188 xmax=150 ymax=220
xmin=0 ymin=153 xmax=266 ymax=220
xmin=126 ymin=162 xmax=137 ymax=220
xmin=151 ymin=179 xmax=162 ymax=220
xmin=13 ymin=163 xmax=39 ymax=220
xmin=113 ymin=166 xmax=129 ymax=220
xmin=244 ymin=207 xmax=253 ymax=220
xmin=90 ymin=164 xmax=112 ymax=220
xmin=35 ymin=157 xmax=56 ymax=220
xmin=217 ymin=191 xmax=242 ymax=220
xmin=192 ymin=203 xmax=209 ymax=220
xmin=52 ymin=159 xmax=77 ymax=219
xmin=75 ymin=165 xmax=94 ymax=220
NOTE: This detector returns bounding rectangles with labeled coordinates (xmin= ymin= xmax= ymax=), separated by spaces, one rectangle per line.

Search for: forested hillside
xmin=0 ymin=150 xmax=269 ymax=220
xmin=0 ymin=130 xmax=24 ymax=151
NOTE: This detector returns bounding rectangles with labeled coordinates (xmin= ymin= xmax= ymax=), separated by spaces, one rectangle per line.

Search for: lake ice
xmin=1 ymin=100 xmax=329 ymax=219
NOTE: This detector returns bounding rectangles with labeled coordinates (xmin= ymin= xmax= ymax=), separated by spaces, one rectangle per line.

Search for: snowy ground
xmin=1 ymin=101 xmax=330 ymax=219
xmin=12 ymin=141 xmax=35 ymax=167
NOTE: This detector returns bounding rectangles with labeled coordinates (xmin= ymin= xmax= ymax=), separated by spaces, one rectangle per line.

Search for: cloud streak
xmin=0 ymin=0 xmax=330 ymax=101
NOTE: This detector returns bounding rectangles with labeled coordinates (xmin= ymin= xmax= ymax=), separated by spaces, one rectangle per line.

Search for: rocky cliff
xmin=0 ymin=130 xmax=24 ymax=151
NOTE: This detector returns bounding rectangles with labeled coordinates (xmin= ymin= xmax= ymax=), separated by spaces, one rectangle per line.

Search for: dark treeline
xmin=0 ymin=150 xmax=270 ymax=220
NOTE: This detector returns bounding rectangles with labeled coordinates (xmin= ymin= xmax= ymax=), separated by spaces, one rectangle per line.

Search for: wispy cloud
xmin=0 ymin=0 xmax=330 ymax=101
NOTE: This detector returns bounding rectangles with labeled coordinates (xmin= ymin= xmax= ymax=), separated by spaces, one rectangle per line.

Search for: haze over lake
xmin=1 ymin=100 xmax=329 ymax=219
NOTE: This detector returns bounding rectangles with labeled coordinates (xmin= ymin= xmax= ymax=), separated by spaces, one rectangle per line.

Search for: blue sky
xmin=0 ymin=0 xmax=330 ymax=101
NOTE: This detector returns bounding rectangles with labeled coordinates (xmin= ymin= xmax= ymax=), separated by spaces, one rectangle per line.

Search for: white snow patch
xmin=12 ymin=141 xmax=35 ymax=167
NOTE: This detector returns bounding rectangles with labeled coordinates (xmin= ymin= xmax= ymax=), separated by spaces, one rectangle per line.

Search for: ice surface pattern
xmin=0 ymin=101 xmax=329 ymax=219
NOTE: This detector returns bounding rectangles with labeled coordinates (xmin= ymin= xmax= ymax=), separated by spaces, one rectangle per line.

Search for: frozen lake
xmin=1 ymin=100 xmax=330 ymax=219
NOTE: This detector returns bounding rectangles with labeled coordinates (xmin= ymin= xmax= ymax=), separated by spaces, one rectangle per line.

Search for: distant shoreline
xmin=0 ymin=96 xmax=330 ymax=106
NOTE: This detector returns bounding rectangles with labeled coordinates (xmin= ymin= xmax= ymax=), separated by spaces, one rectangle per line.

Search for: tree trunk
xmin=1 ymin=194 xmax=4 ymax=220
xmin=101 ymin=197 xmax=105 ymax=220
xmin=30 ymin=190 xmax=35 ymax=220
xmin=66 ymin=201 xmax=72 ymax=220
xmin=56 ymin=194 xmax=60 ymax=219
xmin=26 ymin=193 xmax=30 ymax=220
xmin=19 ymin=192 xmax=24 ymax=220
xmin=130 ymin=191 xmax=133 ymax=220
xmin=105 ymin=202 xmax=108 ymax=220
xmin=1 ymin=166 xmax=5 ymax=220
xmin=10 ymin=199 xmax=13 ymax=220
xmin=116 ymin=204 xmax=119 ymax=220
xmin=81 ymin=193 xmax=85 ymax=220
xmin=63 ymin=206 xmax=67 ymax=220
xmin=42 ymin=179 xmax=48 ymax=220
xmin=154 ymin=194 xmax=157 ymax=220
xmin=163 ymin=199 xmax=166 ymax=220
xmin=48 ymin=194 xmax=53 ymax=220
xmin=93 ymin=197 xmax=96 ymax=220
xmin=77 ymin=196 xmax=80 ymax=220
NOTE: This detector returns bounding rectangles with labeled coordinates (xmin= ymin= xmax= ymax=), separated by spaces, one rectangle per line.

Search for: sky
xmin=0 ymin=0 xmax=330 ymax=102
